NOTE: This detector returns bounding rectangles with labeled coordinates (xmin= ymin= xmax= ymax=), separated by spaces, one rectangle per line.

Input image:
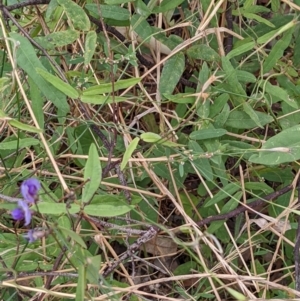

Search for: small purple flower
xmin=21 ymin=178 xmax=41 ymax=204
xmin=24 ymin=228 xmax=49 ymax=243
xmin=24 ymin=229 xmax=36 ymax=243
xmin=11 ymin=207 xmax=25 ymax=221
xmin=18 ymin=200 xmax=32 ymax=226
xmin=11 ymin=200 xmax=32 ymax=226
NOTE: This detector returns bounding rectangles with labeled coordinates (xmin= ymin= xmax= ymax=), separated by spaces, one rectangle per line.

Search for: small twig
xmin=131 ymin=253 xmax=169 ymax=275
xmin=0 ymin=193 xmax=22 ymax=203
xmin=6 ymin=271 xmax=78 ymax=281
xmin=4 ymin=0 xmax=50 ymax=11
xmin=101 ymin=226 xmax=158 ymax=278
xmin=115 ymin=164 xmax=132 ymax=202
xmin=81 ymin=214 xmax=148 ymax=236
xmin=224 ymin=1 xmax=233 ymax=54
xmin=295 ymin=178 xmax=300 ymax=293
xmin=196 ymin=184 xmax=293 ymax=227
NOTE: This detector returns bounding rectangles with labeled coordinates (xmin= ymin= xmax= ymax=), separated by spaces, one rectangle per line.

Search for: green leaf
xmin=36 ymin=68 xmax=79 ymax=98
xmin=190 ymin=129 xmax=227 ymax=140
xmin=249 ymin=124 xmax=300 ymax=165
xmin=225 ymin=287 xmax=247 ymax=301
xmin=235 ymin=70 xmax=257 ymax=83
xmin=121 ymin=137 xmax=140 ymax=171
xmin=189 ymin=141 xmax=213 ymax=181
xmin=225 ymin=110 xmax=273 ymax=129
xmin=84 ymin=31 xmax=97 ymax=65
xmin=84 ymin=195 xmax=134 ymax=217
xmin=264 ymin=81 xmax=298 ymax=109
xmin=159 ymin=52 xmax=185 ymax=98
xmin=29 ymin=78 xmax=44 ymax=128
xmin=243 ymin=12 xmax=275 ymax=28
xmin=214 ymin=104 xmax=230 ymax=128
xmin=86 ymin=255 xmax=102 ymax=285
xmin=59 ymin=227 xmax=87 ymax=249
xmin=210 ymin=93 xmax=229 ymax=118
xmin=34 ymin=30 xmax=80 ymax=50
xmin=227 ymin=40 xmax=255 ymax=60
xmin=140 ymin=132 xmax=183 ymax=147
xmin=83 ymin=78 xmax=141 ymax=95
xmin=131 ymin=14 xmax=153 ymax=42
xmin=263 ymin=28 xmax=293 ymax=73
xmin=8 ymin=120 xmax=43 ymax=134
xmin=242 ymin=4 xmax=270 ymax=13
xmin=75 ymin=264 xmax=86 ymax=301
xmin=80 ymin=95 xmax=127 ymax=104
xmin=85 ymin=4 xmax=130 ymax=21
xmin=0 ymin=138 xmax=40 ymax=150
xmin=205 ymin=183 xmax=241 ymax=207
xmin=163 ymin=93 xmax=195 ymax=104
xmin=243 ymin=103 xmax=263 ymax=128
xmin=152 ymin=0 xmax=185 ymax=13
xmin=256 ymin=20 xmax=295 ymax=44
xmin=187 ymin=44 xmax=220 ymax=62
xmin=244 ymin=182 xmax=274 ymax=194
xmin=271 ymin=0 xmax=280 ymax=11
xmin=82 ymin=143 xmax=102 ymax=203
xmin=35 ymin=202 xmax=80 ymax=214
xmin=220 ymin=191 xmax=242 ymax=214
xmin=221 ymin=56 xmax=246 ymax=103
xmin=10 ymin=33 xmax=69 ymax=117
xmin=135 ymin=0 xmax=151 ymax=18
xmin=294 ymin=30 xmax=300 ymax=67
xmin=57 ymin=0 xmax=90 ymax=31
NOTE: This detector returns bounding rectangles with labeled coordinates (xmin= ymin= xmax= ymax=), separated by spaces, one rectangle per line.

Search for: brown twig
xmin=4 ymin=0 xmax=50 ymax=11
xmin=196 ymin=184 xmax=293 ymax=227
xmin=101 ymin=226 xmax=158 ymax=278
xmin=224 ymin=0 xmax=233 ymax=54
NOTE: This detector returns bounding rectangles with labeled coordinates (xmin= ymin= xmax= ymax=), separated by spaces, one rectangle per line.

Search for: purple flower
xmin=11 ymin=207 xmax=25 ymax=221
xmin=24 ymin=229 xmax=36 ymax=243
xmin=11 ymin=200 xmax=32 ymax=226
xmin=24 ymin=228 xmax=48 ymax=243
xmin=18 ymin=200 xmax=32 ymax=226
xmin=21 ymin=178 xmax=41 ymax=204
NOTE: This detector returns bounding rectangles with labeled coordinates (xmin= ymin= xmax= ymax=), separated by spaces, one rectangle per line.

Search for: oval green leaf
xmin=34 ymin=30 xmax=80 ymax=50
xmin=159 ymin=52 xmax=185 ymax=98
xmin=84 ymin=31 xmax=97 ymax=66
xmin=80 ymin=95 xmax=127 ymax=104
xmin=249 ymin=124 xmax=300 ymax=165
xmin=84 ymin=195 xmax=134 ymax=217
xmin=57 ymin=0 xmax=90 ymax=31
xmin=121 ymin=137 xmax=140 ymax=171
xmin=190 ymin=129 xmax=227 ymax=140
xmin=187 ymin=44 xmax=220 ymax=62
xmin=34 ymin=202 xmax=80 ymax=214
xmin=83 ymin=78 xmax=141 ymax=95
xmin=85 ymin=4 xmax=130 ymax=21
xmin=9 ymin=120 xmax=43 ymax=134
xmin=82 ymin=143 xmax=102 ymax=203
xmin=36 ymin=68 xmax=79 ymax=98
xmin=59 ymin=227 xmax=87 ymax=249
xmin=140 ymin=132 xmax=162 ymax=143
xmin=0 ymin=138 xmax=40 ymax=150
